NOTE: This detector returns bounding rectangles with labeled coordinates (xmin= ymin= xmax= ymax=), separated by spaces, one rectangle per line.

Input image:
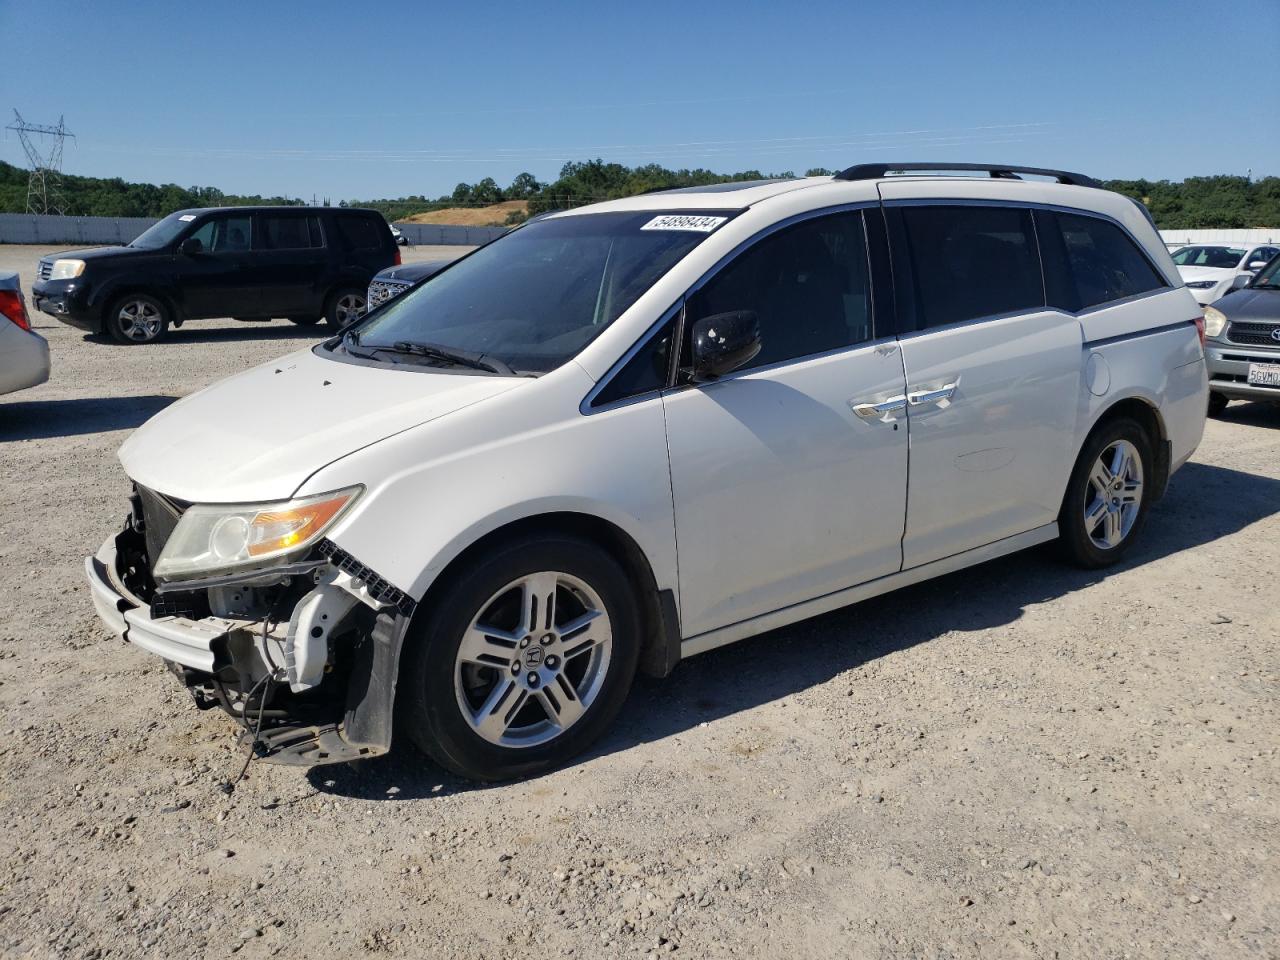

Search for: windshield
xmin=128 ymin=211 xmax=199 ymax=250
xmin=1253 ymin=255 xmax=1280 ymax=288
xmin=350 ymin=210 xmax=731 ymax=374
xmin=1171 ymin=246 xmax=1245 ymax=268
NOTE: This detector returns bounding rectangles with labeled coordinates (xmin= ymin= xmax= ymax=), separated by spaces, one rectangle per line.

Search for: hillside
xmin=402 ymin=201 xmax=528 ymax=226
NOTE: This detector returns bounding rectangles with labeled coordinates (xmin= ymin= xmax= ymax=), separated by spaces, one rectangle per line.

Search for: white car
xmin=86 ymin=163 xmax=1208 ymax=781
xmin=0 ymin=273 xmax=50 ymax=396
xmin=1172 ymin=243 xmax=1279 ymax=305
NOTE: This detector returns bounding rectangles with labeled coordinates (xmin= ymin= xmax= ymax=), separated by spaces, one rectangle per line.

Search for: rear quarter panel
xmin=1075 ymin=287 xmax=1207 ymax=473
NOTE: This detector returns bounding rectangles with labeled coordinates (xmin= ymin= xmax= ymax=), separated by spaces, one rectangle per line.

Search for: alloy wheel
xmin=334 ymin=293 xmax=366 ymax=327
xmin=454 ymin=571 xmax=613 ymax=748
xmin=116 ymin=299 xmax=163 ymax=341
xmin=1083 ymin=438 xmax=1144 ymax=550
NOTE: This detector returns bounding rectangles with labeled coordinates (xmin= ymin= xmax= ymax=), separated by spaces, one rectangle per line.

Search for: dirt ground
xmin=1 ymin=241 xmax=1277 ymax=959
xmin=403 ymin=201 xmax=528 ymax=226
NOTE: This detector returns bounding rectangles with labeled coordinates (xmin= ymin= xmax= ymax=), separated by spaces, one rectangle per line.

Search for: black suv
xmin=31 ymin=206 xmax=399 ymax=344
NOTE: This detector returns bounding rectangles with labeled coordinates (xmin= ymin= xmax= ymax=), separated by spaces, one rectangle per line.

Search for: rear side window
xmin=685 ymin=209 xmax=872 ymax=370
xmin=335 ymin=215 xmax=385 ymax=251
xmin=1039 ymin=211 xmax=1165 ymax=312
xmin=899 ymin=205 xmax=1042 ymax=329
xmin=262 ymin=215 xmax=323 ymax=250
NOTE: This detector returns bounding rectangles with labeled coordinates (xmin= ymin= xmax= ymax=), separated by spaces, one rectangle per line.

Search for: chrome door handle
xmin=850 ymin=395 xmax=907 ymax=420
xmin=907 ymin=381 xmax=959 ymax=408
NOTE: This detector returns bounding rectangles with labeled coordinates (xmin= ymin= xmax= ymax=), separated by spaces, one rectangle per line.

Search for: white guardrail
xmin=1161 ymin=228 xmax=1279 ymax=248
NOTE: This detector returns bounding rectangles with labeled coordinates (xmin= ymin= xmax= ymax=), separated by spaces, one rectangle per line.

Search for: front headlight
xmin=1185 ymin=280 xmax=1218 ymax=290
xmin=153 ymin=486 xmax=362 ymax=581
xmin=1203 ymin=306 xmax=1227 ymax=338
xmin=49 ymin=259 xmax=86 ymax=280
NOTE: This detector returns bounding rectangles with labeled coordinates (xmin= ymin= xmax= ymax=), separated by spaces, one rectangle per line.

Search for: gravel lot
xmin=1 ymin=241 xmax=1278 ymax=959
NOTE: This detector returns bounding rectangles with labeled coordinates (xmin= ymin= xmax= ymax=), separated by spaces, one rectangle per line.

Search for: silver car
xmin=1204 ymin=253 xmax=1280 ymax=415
xmin=0 ymin=273 xmax=50 ymax=397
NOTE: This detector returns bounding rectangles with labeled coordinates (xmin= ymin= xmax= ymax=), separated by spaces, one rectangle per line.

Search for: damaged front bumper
xmin=85 ymin=524 xmax=413 ymax=766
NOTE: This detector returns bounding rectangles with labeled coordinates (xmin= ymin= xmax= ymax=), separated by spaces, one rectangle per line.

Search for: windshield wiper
xmin=388 ymin=340 xmax=515 ymax=375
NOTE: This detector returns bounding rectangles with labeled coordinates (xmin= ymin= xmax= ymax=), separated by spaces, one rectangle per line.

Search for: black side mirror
xmin=689 ymin=310 xmax=761 ymax=382
xmin=178 ymin=237 xmax=203 ymax=256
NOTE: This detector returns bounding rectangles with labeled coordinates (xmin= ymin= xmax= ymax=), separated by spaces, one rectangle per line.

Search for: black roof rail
xmin=832 ymin=162 xmax=1102 ymax=190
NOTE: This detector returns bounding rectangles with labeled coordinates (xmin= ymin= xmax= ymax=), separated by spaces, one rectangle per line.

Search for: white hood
xmin=119 ymin=346 xmax=522 ymax=503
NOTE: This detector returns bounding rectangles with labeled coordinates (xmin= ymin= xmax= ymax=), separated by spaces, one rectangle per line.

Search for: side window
xmin=593 ymin=320 xmax=674 ymax=407
xmin=336 ymin=215 xmax=383 ymax=251
xmin=185 ymin=219 xmax=215 ymax=252
xmin=262 ymin=215 xmax=323 ymax=250
xmin=1250 ymin=247 xmax=1278 ymax=267
xmin=685 ymin=210 xmax=871 ymax=371
xmin=1041 ymin=211 xmax=1165 ymax=311
xmin=195 ymin=215 xmax=251 ymax=253
xmin=899 ymin=205 xmax=1042 ymax=329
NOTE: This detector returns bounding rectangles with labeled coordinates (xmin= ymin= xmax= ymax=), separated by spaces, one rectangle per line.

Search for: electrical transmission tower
xmin=6 ymin=110 xmax=76 ymax=215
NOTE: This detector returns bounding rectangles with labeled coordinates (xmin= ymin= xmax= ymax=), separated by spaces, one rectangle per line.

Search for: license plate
xmin=1247 ymin=362 xmax=1280 ymax=387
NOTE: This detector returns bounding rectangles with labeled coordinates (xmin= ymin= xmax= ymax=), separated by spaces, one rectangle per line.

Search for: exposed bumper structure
xmin=86 ymin=541 xmax=227 ymax=672
xmin=85 ymin=528 xmax=413 ymax=766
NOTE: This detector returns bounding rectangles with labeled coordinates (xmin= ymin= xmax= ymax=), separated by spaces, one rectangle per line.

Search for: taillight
xmin=393 ymin=248 xmax=402 ymax=266
xmin=1192 ymin=315 xmax=1205 ymax=347
xmin=0 ymin=290 xmax=31 ymax=332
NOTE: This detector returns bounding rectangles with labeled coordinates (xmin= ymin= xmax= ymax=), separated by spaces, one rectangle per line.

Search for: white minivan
xmin=87 ymin=164 xmax=1208 ymax=781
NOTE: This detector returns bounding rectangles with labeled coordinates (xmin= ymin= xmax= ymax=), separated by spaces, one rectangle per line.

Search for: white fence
xmin=0 ymin=213 xmax=160 ymax=245
xmin=1160 ymin=228 xmax=1279 ymax=249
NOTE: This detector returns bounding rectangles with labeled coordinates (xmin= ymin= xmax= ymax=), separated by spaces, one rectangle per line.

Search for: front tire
xmin=400 ymin=535 xmax=641 ymax=781
xmin=1207 ymin=391 xmax=1228 ymax=417
xmin=288 ymin=316 xmax=323 ymax=326
xmin=107 ymin=294 xmax=169 ymax=344
xmin=324 ymin=288 xmax=366 ymax=331
xmin=1058 ymin=417 xmax=1153 ymax=568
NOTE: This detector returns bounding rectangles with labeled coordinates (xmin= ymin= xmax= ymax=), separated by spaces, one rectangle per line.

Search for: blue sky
xmin=3 ymin=0 xmax=1277 ymax=202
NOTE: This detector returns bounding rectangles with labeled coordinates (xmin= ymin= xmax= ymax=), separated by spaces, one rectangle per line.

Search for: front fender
xmin=298 ymin=362 xmax=679 ymax=608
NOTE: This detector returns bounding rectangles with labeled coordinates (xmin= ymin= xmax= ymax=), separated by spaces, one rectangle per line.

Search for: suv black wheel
xmin=324 ymin=288 xmax=366 ymax=331
xmin=1207 ymin=391 xmax=1228 ymax=417
xmin=1058 ymin=417 xmax=1154 ymax=569
xmin=288 ymin=316 xmax=322 ymax=327
xmin=107 ymin=294 xmax=170 ymax=344
xmin=399 ymin=535 xmax=641 ymax=782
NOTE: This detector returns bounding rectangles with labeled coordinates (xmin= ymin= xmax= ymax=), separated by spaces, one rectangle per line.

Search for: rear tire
xmin=1207 ymin=392 xmax=1228 ymax=417
xmin=399 ymin=535 xmax=641 ymax=782
xmin=288 ymin=316 xmax=322 ymax=326
xmin=107 ymin=294 xmax=169 ymax=344
xmin=324 ymin=288 xmax=366 ymax=331
xmin=1058 ymin=417 xmax=1153 ymax=569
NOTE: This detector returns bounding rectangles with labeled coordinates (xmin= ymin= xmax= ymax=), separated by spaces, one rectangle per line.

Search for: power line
xmin=6 ymin=109 xmax=76 ymax=215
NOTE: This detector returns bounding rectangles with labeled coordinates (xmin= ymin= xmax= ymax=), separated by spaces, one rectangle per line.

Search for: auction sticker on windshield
xmin=641 ymin=215 xmax=728 ymax=232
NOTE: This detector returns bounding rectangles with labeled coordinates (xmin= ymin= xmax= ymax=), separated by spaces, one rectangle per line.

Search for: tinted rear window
xmin=262 ymin=215 xmax=323 ymax=249
xmin=1039 ymin=211 xmax=1165 ymax=311
xmin=900 ymin=205 xmax=1043 ymax=329
xmin=335 ymin=215 xmax=385 ymax=251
